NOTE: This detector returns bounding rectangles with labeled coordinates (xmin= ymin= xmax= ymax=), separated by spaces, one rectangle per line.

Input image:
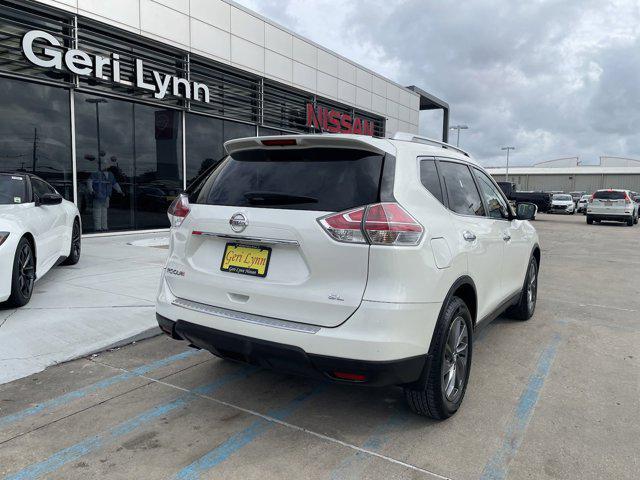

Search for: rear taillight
xmin=363 ymin=203 xmax=423 ymax=245
xmin=318 ymin=202 xmax=423 ymax=246
xmin=331 ymin=371 xmax=367 ymax=382
xmin=168 ymin=194 xmax=190 ymax=227
xmin=624 ymin=194 xmax=632 ymax=204
xmin=318 ymin=206 xmax=366 ymax=244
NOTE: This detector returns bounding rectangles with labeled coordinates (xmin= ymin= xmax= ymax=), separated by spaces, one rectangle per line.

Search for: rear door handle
xmin=463 ymin=231 xmax=476 ymax=242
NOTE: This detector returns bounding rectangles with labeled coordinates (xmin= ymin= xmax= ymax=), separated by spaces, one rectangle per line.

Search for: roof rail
xmin=391 ymin=132 xmax=470 ymax=157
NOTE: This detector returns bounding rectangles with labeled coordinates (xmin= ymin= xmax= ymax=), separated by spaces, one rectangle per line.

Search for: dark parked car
xmin=497 ymin=182 xmax=553 ymax=213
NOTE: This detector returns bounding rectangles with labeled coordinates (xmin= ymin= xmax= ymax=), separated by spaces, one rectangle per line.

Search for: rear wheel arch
xmin=437 ymin=276 xmax=477 ymax=331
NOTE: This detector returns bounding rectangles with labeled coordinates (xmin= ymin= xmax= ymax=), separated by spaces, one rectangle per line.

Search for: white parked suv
xmin=550 ymin=193 xmax=575 ymax=214
xmin=587 ymin=189 xmax=639 ymax=226
xmin=156 ymin=133 xmax=540 ymax=419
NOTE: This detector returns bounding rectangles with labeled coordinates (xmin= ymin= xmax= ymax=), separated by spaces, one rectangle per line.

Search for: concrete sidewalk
xmin=0 ymin=233 xmax=169 ymax=384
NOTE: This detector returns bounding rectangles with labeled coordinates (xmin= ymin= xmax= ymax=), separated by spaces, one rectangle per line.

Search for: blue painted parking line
xmin=174 ymin=384 xmax=326 ymax=480
xmin=480 ymin=333 xmax=562 ymax=480
xmin=0 ymin=349 xmax=202 ymax=431
xmin=2 ymin=365 xmax=257 ymax=480
xmin=329 ymin=330 xmax=496 ymax=479
xmin=330 ymin=411 xmax=410 ymax=480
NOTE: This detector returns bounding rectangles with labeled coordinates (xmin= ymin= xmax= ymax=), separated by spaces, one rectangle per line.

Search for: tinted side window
xmin=419 ymin=159 xmax=444 ymax=204
xmin=438 ymin=161 xmax=485 ymax=216
xmin=474 ymin=168 xmax=510 ymax=219
xmin=31 ymin=178 xmax=56 ymax=199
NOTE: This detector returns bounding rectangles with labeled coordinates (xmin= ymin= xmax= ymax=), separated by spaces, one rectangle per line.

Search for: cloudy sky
xmin=236 ymin=0 xmax=640 ymax=166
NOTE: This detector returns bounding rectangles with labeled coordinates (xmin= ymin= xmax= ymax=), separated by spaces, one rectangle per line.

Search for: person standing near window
xmin=87 ymin=166 xmax=122 ymax=232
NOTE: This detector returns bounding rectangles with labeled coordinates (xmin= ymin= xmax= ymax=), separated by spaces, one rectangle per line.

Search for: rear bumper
xmin=155 ymin=277 xmax=440 ymax=385
xmin=587 ymin=212 xmax=630 ymax=221
xmin=158 ymin=314 xmax=429 ymax=387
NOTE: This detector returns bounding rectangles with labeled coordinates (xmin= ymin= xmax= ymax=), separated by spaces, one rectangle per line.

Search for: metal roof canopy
xmin=406 ymin=85 xmax=450 ymax=143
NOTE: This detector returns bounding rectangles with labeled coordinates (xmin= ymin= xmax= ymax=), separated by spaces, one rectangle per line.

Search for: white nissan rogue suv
xmin=156 ymin=133 xmax=540 ymax=419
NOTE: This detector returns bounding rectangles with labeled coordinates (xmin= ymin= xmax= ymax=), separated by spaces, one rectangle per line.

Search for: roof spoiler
xmin=224 ymin=134 xmax=389 ymax=156
xmin=391 ymin=132 xmax=469 ymax=157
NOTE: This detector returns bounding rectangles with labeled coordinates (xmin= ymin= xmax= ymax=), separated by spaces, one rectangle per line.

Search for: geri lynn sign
xmin=22 ymin=30 xmax=211 ymax=102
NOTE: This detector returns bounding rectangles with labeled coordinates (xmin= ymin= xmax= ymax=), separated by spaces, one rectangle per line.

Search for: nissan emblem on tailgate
xmin=230 ymin=213 xmax=248 ymax=233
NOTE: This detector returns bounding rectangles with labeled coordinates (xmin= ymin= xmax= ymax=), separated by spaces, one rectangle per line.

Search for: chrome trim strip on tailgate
xmin=192 ymin=231 xmax=299 ymax=246
xmin=172 ymin=297 xmax=320 ymax=334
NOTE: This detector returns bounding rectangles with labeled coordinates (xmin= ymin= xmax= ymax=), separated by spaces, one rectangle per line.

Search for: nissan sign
xmin=305 ymin=103 xmax=375 ymax=136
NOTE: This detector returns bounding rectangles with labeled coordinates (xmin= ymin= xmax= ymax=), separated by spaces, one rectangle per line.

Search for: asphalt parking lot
xmin=1 ymin=214 xmax=638 ymax=480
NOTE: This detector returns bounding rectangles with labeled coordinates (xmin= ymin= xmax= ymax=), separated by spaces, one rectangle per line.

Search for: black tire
xmin=6 ymin=238 xmax=36 ymax=308
xmin=506 ymin=256 xmax=538 ymax=321
xmin=586 ymin=216 xmax=593 ymax=224
xmin=634 ymin=215 xmax=638 ymax=225
xmin=404 ymin=297 xmax=472 ymax=419
xmin=627 ymin=216 xmax=634 ymax=227
xmin=62 ymin=219 xmax=81 ymax=266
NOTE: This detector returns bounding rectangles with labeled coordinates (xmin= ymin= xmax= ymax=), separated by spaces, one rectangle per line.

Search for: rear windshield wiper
xmin=243 ymin=191 xmax=319 ymax=205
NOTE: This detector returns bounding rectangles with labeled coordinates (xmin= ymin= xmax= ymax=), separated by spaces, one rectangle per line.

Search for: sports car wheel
xmin=7 ymin=238 xmax=36 ymax=307
xmin=62 ymin=219 xmax=81 ymax=266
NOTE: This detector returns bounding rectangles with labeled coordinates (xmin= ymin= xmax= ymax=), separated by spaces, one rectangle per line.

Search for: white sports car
xmin=0 ymin=173 xmax=81 ymax=307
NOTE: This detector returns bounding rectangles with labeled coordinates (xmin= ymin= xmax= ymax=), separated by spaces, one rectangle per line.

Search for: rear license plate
xmin=605 ymin=201 xmax=613 ymax=206
xmin=220 ymin=243 xmax=271 ymax=278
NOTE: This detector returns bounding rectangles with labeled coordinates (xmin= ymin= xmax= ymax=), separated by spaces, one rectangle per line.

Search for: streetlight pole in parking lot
xmin=450 ymin=125 xmax=468 ymax=147
xmin=501 ymin=146 xmax=515 ymax=182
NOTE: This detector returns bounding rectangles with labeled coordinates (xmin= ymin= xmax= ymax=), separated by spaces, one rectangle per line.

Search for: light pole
xmin=501 ymin=146 xmax=515 ymax=182
xmin=449 ymin=125 xmax=468 ymax=147
xmin=85 ymin=98 xmax=107 ymax=171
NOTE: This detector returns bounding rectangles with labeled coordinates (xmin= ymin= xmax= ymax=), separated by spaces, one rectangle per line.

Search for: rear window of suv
xmin=593 ymin=191 xmax=625 ymax=200
xmin=0 ymin=174 xmax=27 ymax=205
xmin=191 ymin=148 xmax=384 ymax=212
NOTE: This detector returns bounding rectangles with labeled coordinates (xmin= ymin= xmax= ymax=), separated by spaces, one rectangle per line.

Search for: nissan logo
xmin=229 ymin=213 xmax=248 ymax=233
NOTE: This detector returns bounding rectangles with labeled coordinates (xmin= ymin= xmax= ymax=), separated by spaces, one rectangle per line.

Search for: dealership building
xmin=487 ymin=156 xmax=640 ymax=193
xmin=0 ymin=0 xmax=449 ymax=234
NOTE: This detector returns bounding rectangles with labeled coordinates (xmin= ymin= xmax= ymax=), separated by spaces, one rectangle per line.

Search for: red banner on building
xmin=305 ymin=103 xmax=374 ymax=136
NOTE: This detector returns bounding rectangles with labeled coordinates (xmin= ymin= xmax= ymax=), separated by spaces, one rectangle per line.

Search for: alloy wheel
xmin=17 ymin=243 xmax=35 ymax=298
xmin=71 ymin=222 xmax=81 ymax=258
xmin=527 ymin=261 xmax=537 ymax=313
xmin=442 ymin=316 xmax=469 ymax=402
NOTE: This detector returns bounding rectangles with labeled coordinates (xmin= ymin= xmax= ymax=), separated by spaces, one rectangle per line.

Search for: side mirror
xmin=516 ymin=202 xmax=536 ymax=220
xmin=38 ymin=193 xmax=63 ymax=206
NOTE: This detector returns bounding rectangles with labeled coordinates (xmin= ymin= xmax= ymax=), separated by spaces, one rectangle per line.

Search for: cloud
xmin=236 ymin=0 xmax=640 ymax=166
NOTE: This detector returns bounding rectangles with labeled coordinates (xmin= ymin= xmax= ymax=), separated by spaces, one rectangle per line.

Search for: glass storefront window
xmin=185 ymin=114 xmax=256 ymax=187
xmin=0 ymin=77 xmax=72 ymax=199
xmin=74 ymin=92 xmax=183 ymax=233
xmin=134 ymin=107 xmax=183 ymax=230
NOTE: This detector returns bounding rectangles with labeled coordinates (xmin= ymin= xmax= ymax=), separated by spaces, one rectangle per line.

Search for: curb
xmin=84 ymin=326 xmax=163 ymax=358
